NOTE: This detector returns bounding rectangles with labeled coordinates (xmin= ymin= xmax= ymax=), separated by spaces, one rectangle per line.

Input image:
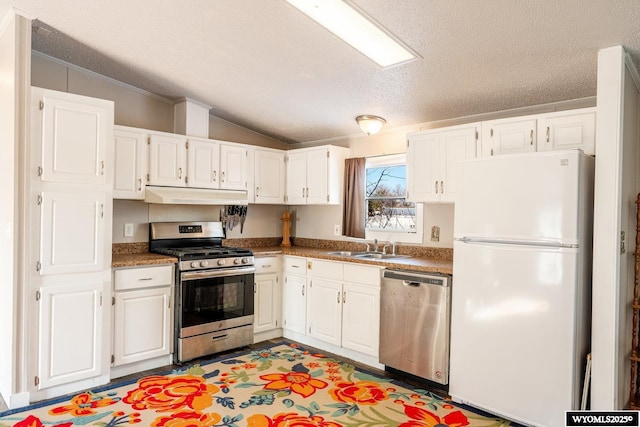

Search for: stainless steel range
xmin=149 ymin=221 xmax=255 ymax=363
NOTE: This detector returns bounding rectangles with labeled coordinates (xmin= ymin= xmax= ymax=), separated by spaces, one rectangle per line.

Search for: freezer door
xmin=449 ymin=241 xmax=589 ymax=427
xmin=454 ymin=151 xmax=593 ymax=245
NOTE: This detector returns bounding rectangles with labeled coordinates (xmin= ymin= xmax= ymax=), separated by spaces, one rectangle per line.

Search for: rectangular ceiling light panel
xmin=285 ymin=0 xmax=417 ymax=68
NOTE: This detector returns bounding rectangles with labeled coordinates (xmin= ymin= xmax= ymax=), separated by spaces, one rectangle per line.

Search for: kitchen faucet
xmin=365 ymin=238 xmax=379 ymax=253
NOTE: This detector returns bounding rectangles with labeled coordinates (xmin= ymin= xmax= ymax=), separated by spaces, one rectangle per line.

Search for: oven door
xmin=178 ymin=266 xmax=255 ymax=338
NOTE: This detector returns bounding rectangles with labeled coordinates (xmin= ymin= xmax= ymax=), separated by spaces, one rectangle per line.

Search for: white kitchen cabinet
xmin=254 ymin=148 xmax=286 ymax=204
xmin=220 ymin=143 xmax=248 ymax=190
xmin=254 ymin=257 xmax=281 ymax=336
xmin=39 ymin=191 xmax=106 ymax=275
xmin=536 ymin=108 xmax=596 ymax=155
xmin=36 ymin=89 xmax=111 ymax=185
xmin=113 ymin=126 xmax=147 ymax=199
xmin=481 ymin=117 xmax=537 ymax=156
xmin=407 ymin=123 xmax=478 ymax=203
xmin=285 ymin=145 xmax=349 ymax=205
xmin=37 ymin=282 xmax=104 ymax=390
xmin=282 ymin=256 xmax=307 ymax=334
xmin=148 ymin=132 xmax=187 ymax=187
xmin=186 ymin=137 xmax=220 ymax=189
xmin=307 ymin=259 xmax=343 ymax=346
xmin=341 ymin=264 xmax=381 ymax=357
xmin=113 ymin=265 xmax=173 ymax=367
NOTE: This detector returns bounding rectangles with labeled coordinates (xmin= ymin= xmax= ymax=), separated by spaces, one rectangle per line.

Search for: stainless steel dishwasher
xmin=380 ymin=269 xmax=451 ymax=385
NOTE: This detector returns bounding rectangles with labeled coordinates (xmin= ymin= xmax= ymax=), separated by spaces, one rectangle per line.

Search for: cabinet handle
xmin=343 ymin=290 xmax=346 ymax=303
xmin=302 ymin=188 xmax=305 ymax=197
xmin=178 ymin=168 xmax=183 ymax=179
xmin=212 ymin=170 xmax=217 ymax=182
xmin=139 ymin=278 xmax=153 ymax=281
xmin=530 ymin=129 xmax=534 ymax=145
xmin=262 ymin=264 xmax=271 ymax=268
xmin=302 ymin=284 xmax=305 ymax=296
xmin=337 ymin=291 xmax=340 ymax=303
xmin=546 ymin=126 xmax=550 ymax=143
xmin=221 ymin=171 xmax=225 ymax=183
xmin=137 ymin=178 xmax=142 ymax=191
xmin=490 ymin=148 xmax=494 ymax=156
xmin=100 ymin=204 xmax=104 ymax=218
xmin=440 ymin=180 xmax=444 ymax=194
xmin=256 ymin=186 xmax=260 ymax=197
xmin=434 ymin=180 xmax=438 ymax=194
xmin=254 ymin=283 xmax=256 ymax=293
xmin=100 ymin=160 xmax=105 ymax=175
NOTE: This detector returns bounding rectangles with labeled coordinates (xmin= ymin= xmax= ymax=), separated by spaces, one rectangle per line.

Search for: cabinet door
xmin=113 ymin=128 xmax=146 ymax=199
xmin=254 ymin=272 xmax=279 ymax=333
xmin=187 ymin=138 xmax=220 ymax=189
xmin=484 ymin=119 xmax=536 ymax=156
xmin=35 ymin=88 xmax=112 ymax=185
xmin=305 ymin=148 xmax=329 ymax=204
xmin=255 ymin=149 xmax=286 ymax=204
xmin=113 ymin=287 xmax=171 ymax=366
xmin=537 ymin=110 xmax=596 ymax=155
xmin=307 ymin=278 xmax=342 ymax=346
xmin=407 ymin=132 xmax=441 ymax=202
xmin=148 ymin=134 xmax=187 ymax=187
xmin=440 ymin=126 xmax=478 ymax=203
xmin=342 ymin=281 xmax=380 ymax=356
xmin=38 ymin=282 xmax=103 ymax=389
xmin=286 ymin=151 xmax=308 ymax=204
xmin=39 ymin=191 xmax=106 ymax=275
xmin=282 ymin=273 xmax=307 ymax=334
xmin=220 ymin=143 xmax=247 ymax=190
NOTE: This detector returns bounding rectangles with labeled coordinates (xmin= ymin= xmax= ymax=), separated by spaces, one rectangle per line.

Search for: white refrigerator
xmin=449 ymin=150 xmax=594 ymax=427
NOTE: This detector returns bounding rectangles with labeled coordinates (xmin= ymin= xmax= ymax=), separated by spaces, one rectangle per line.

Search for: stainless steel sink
xmin=326 ymin=251 xmax=367 ymax=257
xmin=355 ymin=253 xmax=410 ymax=260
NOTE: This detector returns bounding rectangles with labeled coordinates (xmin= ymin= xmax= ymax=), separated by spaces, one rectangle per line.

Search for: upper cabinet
xmin=114 ymin=126 xmax=147 ymax=199
xmin=407 ymin=123 xmax=479 ymax=203
xmin=186 ymin=137 xmax=220 ymax=189
xmin=219 ymin=142 xmax=248 ymax=191
xmin=148 ymin=133 xmax=188 ymax=187
xmin=481 ymin=107 xmax=596 ymax=157
xmin=254 ymin=148 xmax=286 ymax=204
xmin=285 ymin=145 xmax=350 ymax=205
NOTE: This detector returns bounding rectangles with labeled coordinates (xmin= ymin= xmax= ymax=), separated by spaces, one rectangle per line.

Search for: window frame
xmin=364 ymin=154 xmax=423 ymax=244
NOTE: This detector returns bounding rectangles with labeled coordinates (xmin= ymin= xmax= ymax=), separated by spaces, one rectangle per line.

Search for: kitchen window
xmin=365 ymin=154 xmax=423 ymax=244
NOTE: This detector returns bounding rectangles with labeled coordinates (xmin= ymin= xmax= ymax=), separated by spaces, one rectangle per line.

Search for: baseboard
xmin=6 ymin=392 xmax=29 ymax=410
xmin=253 ymin=329 xmax=283 ymax=344
xmin=110 ymin=354 xmax=174 ymax=380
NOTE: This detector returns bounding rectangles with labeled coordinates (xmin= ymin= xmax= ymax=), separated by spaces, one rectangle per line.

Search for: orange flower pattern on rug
xmin=260 ymin=371 xmax=328 ymax=398
xmin=0 ymin=343 xmax=512 ymax=427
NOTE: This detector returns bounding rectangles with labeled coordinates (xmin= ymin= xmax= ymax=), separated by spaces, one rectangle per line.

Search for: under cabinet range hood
xmin=144 ymin=186 xmax=248 ymax=205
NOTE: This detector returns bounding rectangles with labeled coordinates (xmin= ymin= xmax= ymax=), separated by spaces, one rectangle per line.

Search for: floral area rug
xmin=0 ymin=342 xmax=512 ymax=427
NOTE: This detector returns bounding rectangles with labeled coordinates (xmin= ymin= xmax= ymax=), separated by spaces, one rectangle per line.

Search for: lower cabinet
xmin=283 ymin=256 xmax=382 ymax=365
xmin=112 ymin=265 xmax=173 ymax=373
xmin=254 ymin=257 xmax=282 ymax=341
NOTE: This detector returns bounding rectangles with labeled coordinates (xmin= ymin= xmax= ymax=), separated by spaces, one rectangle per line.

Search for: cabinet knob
xmin=434 ymin=180 xmax=438 ymax=194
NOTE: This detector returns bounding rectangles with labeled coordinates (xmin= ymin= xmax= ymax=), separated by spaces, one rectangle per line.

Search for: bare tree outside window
xmin=365 ymin=165 xmax=416 ymax=232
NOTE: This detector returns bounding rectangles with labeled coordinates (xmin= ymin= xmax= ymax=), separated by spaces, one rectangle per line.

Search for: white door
xmin=37 ymin=282 xmax=103 ymax=389
xmin=440 ymin=126 xmax=477 ymax=203
xmin=148 ymin=133 xmax=187 ymax=187
xmin=113 ymin=127 xmax=146 ymax=199
xmin=254 ymin=149 xmax=285 ymax=204
xmin=34 ymin=88 xmax=112 ymax=185
xmin=187 ymin=138 xmax=220 ymax=189
xmin=305 ymin=148 xmax=329 ymax=204
xmin=450 ymin=241 xmax=582 ymax=426
xmin=254 ymin=272 xmax=278 ymax=333
xmin=341 ymin=281 xmax=379 ymax=356
xmin=537 ymin=110 xmax=596 ymax=155
xmin=220 ymin=143 xmax=247 ymax=190
xmin=307 ymin=278 xmax=342 ymax=346
xmin=39 ymin=191 xmax=106 ymax=275
xmin=113 ymin=287 xmax=171 ymax=366
xmin=484 ymin=118 xmax=536 ymax=156
xmin=286 ymin=151 xmax=308 ymax=205
xmin=407 ymin=132 xmax=440 ymax=202
xmin=282 ymin=273 xmax=306 ymax=334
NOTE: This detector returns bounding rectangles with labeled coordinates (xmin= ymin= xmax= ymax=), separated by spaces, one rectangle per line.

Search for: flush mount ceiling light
xmin=284 ymin=0 xmax=417 ymax=68
xmin=356 ymin=115 xmax=386 ymax=135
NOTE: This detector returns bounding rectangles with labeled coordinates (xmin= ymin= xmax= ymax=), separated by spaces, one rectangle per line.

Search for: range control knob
xmin=190 ymin=261 xmax=199 ymax=268
xmin=241 ymin=257 xmax=249 ymax=264
xmin=233 ymin=258 xmax=241 ymax=265
xmin=199 ymin=260 xmax=209 ymax=268
xmin=217 ymin=259 xmax=226 ymax=266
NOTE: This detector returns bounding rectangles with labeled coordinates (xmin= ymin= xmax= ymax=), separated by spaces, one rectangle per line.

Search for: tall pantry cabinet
xmin=27 ymin=87 xmax=114 ymax=401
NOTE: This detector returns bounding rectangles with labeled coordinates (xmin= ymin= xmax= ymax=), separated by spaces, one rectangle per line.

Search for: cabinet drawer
xmin=284 ymin=256 xmax=307 ymax=274
xmin=114 ymin=265 xmax=173 ymax=291
xmin=344 ymin=264 xmax=381 ymax=287
xmin=255 ymin=256 xmax=279 ymax=274
xmin=309 ymin=259 xmax=343 ymax=281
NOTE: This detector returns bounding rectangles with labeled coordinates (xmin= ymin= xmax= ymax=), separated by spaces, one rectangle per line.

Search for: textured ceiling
xmin=9 ymin=0 xmax=640 ymax=144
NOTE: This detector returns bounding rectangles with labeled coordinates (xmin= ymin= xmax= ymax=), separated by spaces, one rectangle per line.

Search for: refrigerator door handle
xmin=457 ymin=236 xmax=576 ymax=248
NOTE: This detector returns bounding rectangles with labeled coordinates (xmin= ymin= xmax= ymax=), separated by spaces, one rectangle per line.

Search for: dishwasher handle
xmin=403 ymin=280 xmax=421 ymax=287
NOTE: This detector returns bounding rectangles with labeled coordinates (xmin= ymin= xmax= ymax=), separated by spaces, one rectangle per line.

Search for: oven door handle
xmin=181 ymin=266 xmax=256 ymax=281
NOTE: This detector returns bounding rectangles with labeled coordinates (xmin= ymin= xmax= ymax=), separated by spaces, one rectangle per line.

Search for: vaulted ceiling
xmin=8 ymin=1 xmax=640 ymax=143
